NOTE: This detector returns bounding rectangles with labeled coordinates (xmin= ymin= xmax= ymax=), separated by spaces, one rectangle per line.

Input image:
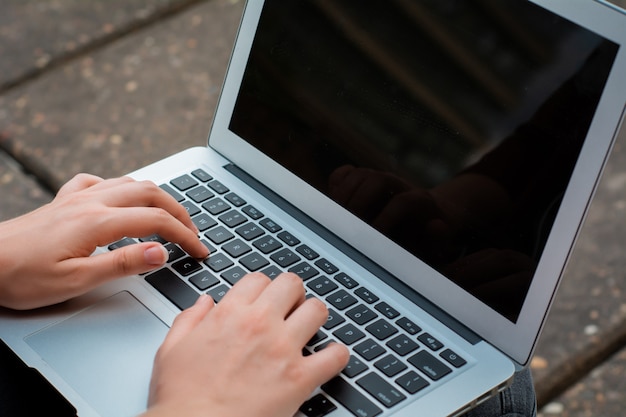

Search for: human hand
xmin=144 ymin=272 xmax=350 ymax=417
xmin=0 ymin=174 xmax=208 ymax=310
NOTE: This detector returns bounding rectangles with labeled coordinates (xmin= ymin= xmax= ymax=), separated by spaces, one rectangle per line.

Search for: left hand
xmin=0 ymin=174 xmax=208 ymax=310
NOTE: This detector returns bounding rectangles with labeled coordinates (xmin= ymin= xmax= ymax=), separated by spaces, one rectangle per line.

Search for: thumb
xmin=80 ymin=242 xmax=169 ymax=284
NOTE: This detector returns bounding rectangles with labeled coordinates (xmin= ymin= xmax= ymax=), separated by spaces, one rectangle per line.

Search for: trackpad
xmin=25 ymin=291 xmax=169 ymax=417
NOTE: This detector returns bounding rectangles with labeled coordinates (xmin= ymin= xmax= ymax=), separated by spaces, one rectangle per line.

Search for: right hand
xmin=144 ymin=272 xmax=350 ymax=417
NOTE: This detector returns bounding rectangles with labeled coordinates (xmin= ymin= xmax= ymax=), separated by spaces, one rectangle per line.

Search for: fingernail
xmin=196 ymin=294 xmax=214 ymax=306
xmin=145 ymin=245 xmax=168 ymax=266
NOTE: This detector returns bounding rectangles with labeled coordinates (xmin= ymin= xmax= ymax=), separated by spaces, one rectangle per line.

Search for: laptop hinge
xmin=223 ymin=163 xmax=481 ymax=345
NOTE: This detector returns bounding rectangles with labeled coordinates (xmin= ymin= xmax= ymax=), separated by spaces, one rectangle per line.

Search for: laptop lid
xmin=208 ymin=0 xmax=626 ymax=367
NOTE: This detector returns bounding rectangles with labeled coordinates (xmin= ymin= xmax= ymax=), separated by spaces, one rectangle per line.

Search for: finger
xmin=284 ymin=297 xmax=328 ymax=345
xmin=219 ymin=272 xmax=271 ymax=306
xmin=96 ymin=207 xmax=208 ymax=258
xmin=63 ymin=242 xmax=170 ymax=286
xmin=81 ymin=175 xmax=136 ymax=192
xmin=69 ymin=179 xmax=198 ymax=238
xmin=256 ymin=273 xmax=306 ymax=316
xmin=158 ymin=294 xmax=214 ymax=356
xmin=56 ymin=173 xmax=104 ymax=197
xmin=105 ymin=180 xmax=200 ymax=235
xmin=302 ymin=343 xmax=350 ymax=388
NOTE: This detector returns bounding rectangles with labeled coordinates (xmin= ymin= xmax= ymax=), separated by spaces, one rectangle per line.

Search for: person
xmin=0 ymin=173 xmax=536 ymax=417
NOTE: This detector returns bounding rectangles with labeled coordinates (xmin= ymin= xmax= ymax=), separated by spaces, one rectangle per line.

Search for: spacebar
xmin=322 ymin=377 xmax=382 ymax=417
xmin=145 ymin=268 xmax=200 ymax=310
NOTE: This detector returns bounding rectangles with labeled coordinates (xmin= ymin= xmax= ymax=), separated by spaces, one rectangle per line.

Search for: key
xmin=440 ymin=349 xmax=467 ymax=368
xmin=205 ymin=226 xmax=234 ymax=245
xmin=202 ymin=197 xmax=230 ymax=215
xmin=146 ymin=269 xmax=199 ymax=310
xmin=386 ymin=334 xmax=419 ymax=356
xmin=204 ymin=253 xmax=234 ymax=272
xmin=323 ymin=308 xmax=346 ymax=330
xmin=189 ymin=270 xmax=219 ymax=291
xmin=253 ymin=235 xmax=282 ymax=253
xmin=218 ymin=210 xmax=247 ymax=228
xmin=356 ymin=372 xmax=406 ymax=408
xmin=186 ymin=185 xmax=214 ymax=203
xmin=289 ymin=262 xmax=319 ymax=281
xmin=222 ymin=238 xmax=252 ymax=258
xmin=108 ymin=237 xmax=136 ymax=251
xmin=322 ymin=377 xmax=382 ymax=417
xmin=170 ymin=174 xmax=198 ymax=191
xmin=160 ymin=183 xmax=184 ymax=202
xmin=314 ymin=258 xmax=338 ymax=274
xmin=346 ymin=304 xmax=378 ymax=325
xmin=395 ymin=317 xmax=421 ymax=335
xmin=332 ymin=324 xmax=365 ymax=345
xmin=297 ymin=244 xmax=319 ymax=260
xmin=192 ymin=213 xmax=217 ymax=232
xmin=395 ymin=371 xmax=429 ymax=394
xmin=353 ymin=339 xmax=386 ymax=361
xmin=365 ymin=319 xmax=398 ymax=341
xmin=334 ymin=272 xmax=358 ymax=289
xmin=240 ymin=252 xmax=270 ymax=271
xmin=300 ymin=394 xmax=336 ymax=417
xmin=270 ymin=248 xmax=300 ymax=267
xmin=191 ymin=168 xmax=212 ymax=182
xmin=326 ymin=289 xmax=357 ymax=310
xmin=375 ymin=302 xmax=400 ymax=319
xmin=221 ymin=266 xmax=247 ymax=286
xmin=207 ymin=284 xmax=230 ymax=303
xmin=408 ymin=351 xmax=451 ymax=381
xmin=172 ymin=257 xmax=202 ymax=276
xmin=374 ymin=354 xmax=407 ymax=377
xmin=236 ymin=223 xmax=265 ymax=241
xmin=208 ymin=179 xmax=229 ymax=194
xmin=225 ymin=192 xmax=246 ymax=207
xmin=354 ymin=287 xmax=379 ymax=304
xmin=277 ymin=230 xmax=300 ymax=246
xmin=418 ymin=333 xmax=444 ymax=351
xmin=307 ymin=276 xmax=338 ymax=296
xmin=342 ymin=355 xmax=369 ymax=378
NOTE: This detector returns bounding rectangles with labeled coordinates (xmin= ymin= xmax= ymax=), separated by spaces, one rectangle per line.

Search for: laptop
xmin=1 ymin=0 xmax=625 ymax=416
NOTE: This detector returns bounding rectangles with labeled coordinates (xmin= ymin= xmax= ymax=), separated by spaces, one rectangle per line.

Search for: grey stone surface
xmin=0 ymin=0 xmax=203 ymax=90
xmin=0 ymin=149 xmax=53 ymax=221
xmin=539 ymin=347 xmax=626 ymax=417
xmin=0 ymin=0 xmax=244 ymax=192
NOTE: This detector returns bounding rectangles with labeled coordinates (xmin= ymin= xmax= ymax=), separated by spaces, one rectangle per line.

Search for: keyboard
xmin=108 ymin=168 xmax=469 ymax=417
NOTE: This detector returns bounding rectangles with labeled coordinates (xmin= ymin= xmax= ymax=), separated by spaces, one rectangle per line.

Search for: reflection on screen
xmin=229 ymin=0 xmax=618 ymax=322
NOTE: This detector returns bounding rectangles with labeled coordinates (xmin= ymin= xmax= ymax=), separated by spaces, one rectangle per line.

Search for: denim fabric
xmin=461 ymin=368 xmax=537 ymax=417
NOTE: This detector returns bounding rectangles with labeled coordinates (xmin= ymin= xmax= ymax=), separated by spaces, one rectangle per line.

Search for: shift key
xmin=322 ymin=376 xmax=382 ymax=417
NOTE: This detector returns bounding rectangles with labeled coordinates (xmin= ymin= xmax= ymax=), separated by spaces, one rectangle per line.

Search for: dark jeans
xmin=462 ymin=368 xmax=537 ymax=417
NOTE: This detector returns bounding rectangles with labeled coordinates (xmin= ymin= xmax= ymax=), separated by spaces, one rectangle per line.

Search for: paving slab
xmin=0 ymin=0 xmax=244 ymax=192
xmin=0 ymin=0 xmax=204 ymax=91
xmin=539 ymin=346 xmax=626 ymax=417
xmin=0 ymin=149 xmax=53 ymax=221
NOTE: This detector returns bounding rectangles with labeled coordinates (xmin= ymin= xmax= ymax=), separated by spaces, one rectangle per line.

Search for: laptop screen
xmin=228 ymin=0 xmax=619 ymax=322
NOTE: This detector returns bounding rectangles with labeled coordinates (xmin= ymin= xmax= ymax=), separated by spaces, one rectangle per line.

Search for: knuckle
xmin=113 ymin=248 xmax=136 ymax=275
xmin=309 ymin=297 xmax=328 ymax=315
